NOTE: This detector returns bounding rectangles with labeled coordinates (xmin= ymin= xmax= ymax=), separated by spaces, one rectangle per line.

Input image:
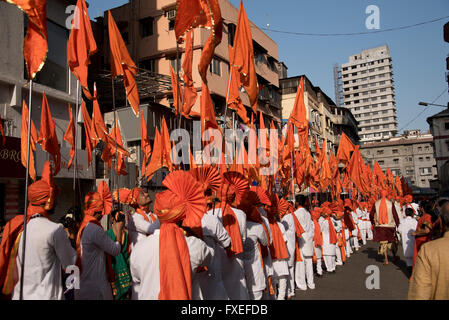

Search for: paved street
xmin=293 ymin=240 xmax=410 ymax=300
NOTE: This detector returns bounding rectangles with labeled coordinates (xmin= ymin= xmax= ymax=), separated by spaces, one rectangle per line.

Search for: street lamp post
xmin=419 ymin=101 xmax=449 ymax=108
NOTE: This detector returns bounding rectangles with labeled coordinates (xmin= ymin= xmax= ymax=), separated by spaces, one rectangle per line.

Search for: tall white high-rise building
xmin=338 ymin=45 xmax=398 ymax=144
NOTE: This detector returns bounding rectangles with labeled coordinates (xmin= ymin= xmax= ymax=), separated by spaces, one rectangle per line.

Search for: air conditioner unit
xmin=167 ymin=10 xmax=176 ymax=20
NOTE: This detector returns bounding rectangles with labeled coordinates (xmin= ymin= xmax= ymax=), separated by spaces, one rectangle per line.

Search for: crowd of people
xmin=0 ymin=161 xmax=448 ymax=300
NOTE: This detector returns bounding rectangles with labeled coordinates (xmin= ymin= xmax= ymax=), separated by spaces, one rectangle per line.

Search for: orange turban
xmin=404 ymin=195 xmax=413 ymax=204
xmin=112 ymin=187 xmax=142 ymax=208
xmin=84 ymin=181 xmax=112 ymax=216
xmin=28 ymin=161 xmax=58 ymax=211
xmin=154 ymin=170 xmax=206 ymax=300
xmin=217 ymin=183 xmax=237 ymax=203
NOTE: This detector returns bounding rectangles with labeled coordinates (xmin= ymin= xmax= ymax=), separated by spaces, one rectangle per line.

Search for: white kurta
xmin=208 ymin=207 xmax=249 ymax=300
xmin=75 ymin=223 xmax=121 ymax=300
xmin=350 ymin=211 xmax=359 ymax=237
xmin=271 ymin=222 xmax=289 ymax=278
xmin=243 ymin=221 xmax=268 ymax=293
xmin=280 ymin=214 xmax=296 ymax=267
xmin=13 ymin=216 xmax=77 ymax=300
xmin=195 ymin=213 xmax=231 ymax=300
xmin=293 ymin=208 xmax=314 ymax=257
xmin=127 ymin=211 xmax=160 ymax=249
xmin=318 ymin=217 xmax=336 ymax=256
xmin=130 ymin=229 xmax=214 ymax=300
xmin=260 ymin=214 xmax=274 ymax=278
xmin=398 ymin=217 xmax=418 ymax=260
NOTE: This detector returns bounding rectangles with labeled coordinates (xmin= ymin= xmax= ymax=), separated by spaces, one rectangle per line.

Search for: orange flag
xmin=181 ymin=30 xmax=197 ymax=116
xmin=288 ymin=76 xmax=308 ymax=132
xmin=395 ymin=175 xmax=403 ymax=197
xmin=347 ymin=146 xmax=368 ymax=194
xmin=110 ymin=119 xmax=127 ymax=175
xmin=8 ymin=0 xmax=48 ymax=80
xmin=318 ymin=141 xmax=332 ymax=192
xmin=160 ymin=117 xmax=174 ymax=172
xmin=21 ymin=100 xmax=38 ymax=180
xmin=314 ymin=137 xmax=322 ymax=160
xmin=336 ymin=132 xmax=355 ymax=165
xmin=0 ymin=114 xmax=5 ymax=145
xmin=67 ymin=0 xmax=97 ymax=99
xmin=227 ymin=46 xmax=249 ymax=124
xmin=200 ymin=83 xmax=220 ymax=136
xmin=145 ymin=128 xmax=169 ymax=181
xmin=81 ymin=101 xmax=95 ymax=166
xmin=175 ymin=0 xmax=222 ymax=84
xmin=140 ymin=111 xmax=151 ymax=177
xmin=169 ymin=64 xmax=183 ymax=116
xmin=230 ymin=0 xmax=258 ymax=113
xmin=37 ymin=92 xmax=61 ymax=175
xmin=373 ymin=160 xmax=386 ymax=188
xmin=64 ymin=104 xmax=75 ymax=170
xmin=108 ymin=11 xmax=139 ymax=116
xmin=282 ymin=122 xmax=295 ymax=162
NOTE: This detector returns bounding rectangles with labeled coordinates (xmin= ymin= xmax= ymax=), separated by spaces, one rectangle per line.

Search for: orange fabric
xmin=64 ymin=104 xmax=75 ymax=170
xmin=135 ymin=207 xmax=150 ymax=222
xmin=181 ymin=30 xmax=197 ymax=116
xmin=38 ymin=92 xmax=61 ymax=176
xmin=312 ymin=217 xmax=323 ymax=247
xmin=109 ymin=119 xmax=127 ymax=175
xmin=318 ymin=140 xmax=332 ymax=192
xmin=288 ymin=76 xmax=308 ymax=131
xmin=218 ymin=184 xmax=243 ymax=255
xmin=144 ymin=128 xmax=162 ymax=181
xmin=227 ymin=51 xmax=249 ymax=125
xmin=81 ymin=101 xmax=95 ymax=166
xmin=75 ymin=214 xmax=102 ymax=272
xmin=0 ymin=113 xmax=5 ymax=145
xmin=200 ymin=83 xmax=220 ymax=135
xmin=27 ymin=161 xmax=57 ymax=210
xmin=169 ymin=64 xmax=183 ymax=116
xmin=21 ymin=100 xmax=38 ymax=181
xmin=67 ymin=0 xmax=97 ymax=99
xmin=230 ymin=0 xmax=258 ymax=113
xmin=10 ymin=0 xmax=48 ymax=80
xmin=268 ymin=219 xmax=289 ymax=260
xmin=373 ymin=160 xmax=386 ymax=188
xmin=140 ymin=110 xmax=152 ymax=177
xmin=112 ymin=187 xmax=141 ymax=208
xmin=108 ymin=11 xmax=139 ymax=116
xmin=348 ymin=146 xmax=369 ymax=194
xmin=282 ymin=121 xmax=295 ymax=162
xmin=160 ymin=117 xmax=174 ymax=172
xmin=336 ymin=132 xmax=355 ymax=165
xmin=378 ymin=190 xmax=389 ymax=225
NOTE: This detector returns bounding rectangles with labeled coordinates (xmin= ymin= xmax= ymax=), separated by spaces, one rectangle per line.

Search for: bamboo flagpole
xmin=19 ymin=79 xmax=34 ymax=300
xmin=73 ymin=80 xmax=80 ymax=207
xmin=112 ymin=77 xmax=120 ymax=210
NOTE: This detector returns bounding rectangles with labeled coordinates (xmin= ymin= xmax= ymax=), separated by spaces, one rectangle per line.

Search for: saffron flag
xmin=230 ymin=0 xmax=258 ymax=113
xmin=108 ymin=11 xmax=140 ymax=116
xmin=6 ymin=0 xmax=48 ymax=80
xmin=81 ymin=101 xmax=95 ymax=166
xmin=160 ymin=117 xmax=174 ymax=172
xmin=37 ymin=92 xmax=61 ymax=176
xmin=181 ymin=30 xmax=197 ymax=116
xmin=226 ymin=46 xmax=249 ymax=124
xmin=169 ymin=64 xmax=183 ymax=116
xmin=0 ymin=114 xmax=5 ymax=145
xmin=174 ymin=0 xmax=222 ymax=84
xmin=288 ymin=77 xmax=308 ymax=132
xmin=20 ymin=100 xmax=38 ymax=180
xmin=140 ymin=110 xmax=151 ymax=178
xmin=110 ymin=119 xmax=127 ymax=175
xmin=336 ymin=132 xmax=355 ymax=165
xmin=67 ymin=0 xmax=97 ymax=99
xmin=63 ymin=104 xmax=75 ymax=170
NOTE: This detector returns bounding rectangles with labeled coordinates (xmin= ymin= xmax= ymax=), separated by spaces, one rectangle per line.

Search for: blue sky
xmin=89 ymin=0 xmax=449 ymax=133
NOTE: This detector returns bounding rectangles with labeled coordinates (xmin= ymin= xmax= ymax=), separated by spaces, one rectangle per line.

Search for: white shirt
xmin=398 ymin=216 xmax=418 ymax=259
xmin=130 ymin=229 xmax=213 ymax=300
xmin=319 ymin=217 xmax=337 ymax=256
xmin=74 ymin=223 xmax=121 ymax=300
xmin=195 ymin=213 xmax=231 ymax=300
xmin=293 ymin=207 xmax=314 ymax=257
xmin=243 ymin=221 xmax=268 ymax=292
xmin=350 ymin=211 xmax=359 ymax=236
xmin=280 ymin=214 xmax=296 ymax=267
xmin=13 ymin=216 xmax=77 ymax=300
xmin=127 ymin=211 xmax=160 ymax=249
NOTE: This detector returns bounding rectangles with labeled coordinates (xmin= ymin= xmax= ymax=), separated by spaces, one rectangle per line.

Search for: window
xmin=426 ymin=156 xmax=430 ymax=161
xmin=209 ymin=57 xmax=221 ymax=76
xmin=381 ymin=103 xmax=388 ymax=107
xmin=378 ymin=160 xmax=385 ymax=165
xmin=382 ymin=110 xmax=388 ymax=114
xmin=228 ymin=23 xmax=236 ymax=46
xmin=381 ymin=95 xmax=387 ymax=99
xmin=371 ymin=97 xmax=378 ymax=101
xmin=419 ymin=157 xmax=423 ymax=162
xmin=406 ymin=169 xmax=414 ymax=175
xmin=378 ymin=66 xmax=385 ymax=71
xmin=370 ymin=76 xmax=376 ymax=80
xmin=168 ymin=19 xmax=175 ymax=30
xmin=445 ymin=122 xmax=449 ymax=130
xmin=363 ymin=98 xmax=369 ymax=102
xmin=29 ymin=19 xmax=68 ymax=92
xmin=380 ymin=88 xmax=386 ymax=92
xmin=140 ymin=17 xmax=154 ymax=37
xmin=371 ymin=90 xmax=377 ymax=94
xmin=139 ymin=59 xmax=155 ymax=72
xmin=372 ymin=104 xmax=378 ymax=108
xmin=377 ymin=150 xmax=384 ymax=155
xmin=352 ymin=72 xmax=357 ymax=76
xmin=392 ymin=149 xmax=398 ymax=154
xmin=419 ymin=167 xmax=432 ymax=175
xmin=418 ymin=147 xmax=422 ymax=152
xmin=354 ymin=93 xmax=359 ymax=97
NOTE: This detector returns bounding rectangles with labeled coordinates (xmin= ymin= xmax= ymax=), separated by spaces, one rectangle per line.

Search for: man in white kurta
xmin=13 ymin=215 xmax=77 ymax=300
xmin=194 ymin=212 xmax=231 ymax=300
xmin=209 ymin=206 xmax=249 ymax=300
xmin=130 ymin=229 xmax=214 ymax=299
xmin=75 ymin=221 xmax=122 ymax=300
xmin=398 ymin=208 xmax=418 ymax=269
xmin=294 ymin=195 xmax=315 ymax=290
xmin=271 ymin=221 xmax=290 ymax=300
xmin=350 ymin=209 xmax=360 ymax=251
xmin=357 ymin=205 xmax=370 ymax=246
xmin=259 ymin=208 xmax=274 ymax=299
xmin=318 ymin=215 xmax=336 ymax=273
xmin=243 ymin=220 xmax=269 ymax=300
xmin=280 ymin=212 xmax=297 ymax=299
xmin=333 ymin=215 xmax=344 ymax=266
xmin=127 ymin=210 xmax=160 ymax=249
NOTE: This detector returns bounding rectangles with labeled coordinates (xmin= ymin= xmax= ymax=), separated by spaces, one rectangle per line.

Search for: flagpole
xmin=73 ymin=80 xmax=80 ymax=207
xmin=291 ymin=150 xmax=295 ymax=206
xmin=176 ymin=41 xmax=182 ymax=130
xmin=112 ymin=77 xmax=120 ymax=210
xmin=19 ymin=79 xmax=33 ymax=300
xmin=223 ymin=65 xmax=233 ymax=130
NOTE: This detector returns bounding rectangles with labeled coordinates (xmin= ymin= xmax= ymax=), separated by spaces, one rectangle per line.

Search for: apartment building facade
xmin=338 ymin=45 xmax=398 ymax=144
xmin=360 ymin=130 xmax=437 ymax=190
